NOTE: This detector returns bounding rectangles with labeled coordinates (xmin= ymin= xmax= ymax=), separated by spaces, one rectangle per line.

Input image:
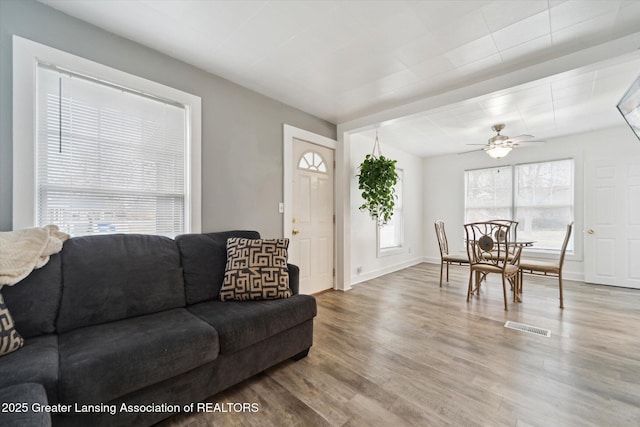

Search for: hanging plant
xmin=357 ymin=132 xmax=398 ymax=225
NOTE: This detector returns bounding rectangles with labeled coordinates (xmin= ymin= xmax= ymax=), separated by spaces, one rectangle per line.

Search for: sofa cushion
xmin=58 ymin=308 xmax=218 ymax=405
xmin=56 ymin=234 xmax=185 ymax=333
xmin=187 ymin=295 xmax=316 ymax=354
xmin=175 ymin=230 xmax=260 ymax=304
xmin=1 ymin=254 xmax=62 ymax=338
xmin=0 ymin=335 xmax=59 ymax=402
xmin=0 ymin=294 xmax=23 ymax=356
xmin=0 ymin=383 xmax=51 ymax=427
xmin=220 ymin=237 xmax=292 ymax=301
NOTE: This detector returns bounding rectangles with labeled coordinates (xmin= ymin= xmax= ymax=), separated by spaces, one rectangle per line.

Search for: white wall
xmin=422 ymin=125 xmax=640 ymax=281
xmin=350 ymin=133 xmax=424 ymax=284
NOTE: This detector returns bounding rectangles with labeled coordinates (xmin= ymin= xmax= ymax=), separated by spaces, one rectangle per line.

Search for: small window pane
xmin=298 ymin=151 xmax=327 ymax=173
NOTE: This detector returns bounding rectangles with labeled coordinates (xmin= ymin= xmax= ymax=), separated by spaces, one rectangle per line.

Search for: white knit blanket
xmin=0 ymin=225 xmax=69 ymax=288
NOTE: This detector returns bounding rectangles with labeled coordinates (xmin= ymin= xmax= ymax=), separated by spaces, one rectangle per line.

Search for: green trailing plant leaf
xmin=357 ymin=154 xmax=398 ymax=225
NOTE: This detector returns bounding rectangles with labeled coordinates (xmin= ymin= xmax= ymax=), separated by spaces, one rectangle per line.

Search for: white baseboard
xmin=349 ymin=257 xmax=585 ymax=286
xmin=350 ymin=257 xmax=425 ymax=285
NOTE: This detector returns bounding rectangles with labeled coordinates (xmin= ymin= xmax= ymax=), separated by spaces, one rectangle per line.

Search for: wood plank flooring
xmin=159 ymin=263 xmax=640 ymax=427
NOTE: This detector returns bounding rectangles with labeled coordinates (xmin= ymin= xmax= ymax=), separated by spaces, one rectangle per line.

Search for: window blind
xmin=464 ymin=166 xmax=513 ymax=223
xmin=36 ymin=64 xmax=187 ymax=237
xmin=514 ymin=159 xmax=574 ymax=251
xmin=463 ymin=160 xmax=574 ymax=251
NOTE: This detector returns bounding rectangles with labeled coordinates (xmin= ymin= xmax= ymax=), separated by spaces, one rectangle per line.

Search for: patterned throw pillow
xmin=0 ymin=293 xmax=24 ymax=356
xmin=220 ymin=238 xmax=292 ymax=301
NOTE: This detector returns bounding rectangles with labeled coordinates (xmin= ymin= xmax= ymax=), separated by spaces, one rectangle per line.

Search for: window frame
xmin=464 ymin=158 xmax=575 ymax=254
xmin=298 ymin=150 xmax=328 ymax=173
xmin=12 ymin=36 xmax=202 ymax=234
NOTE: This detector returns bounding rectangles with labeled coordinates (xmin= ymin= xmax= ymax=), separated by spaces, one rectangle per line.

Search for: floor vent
xmin=504 ymin=321 xmax=551 ymax=337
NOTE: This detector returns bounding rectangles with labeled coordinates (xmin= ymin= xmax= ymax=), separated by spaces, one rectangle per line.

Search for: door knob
xmin=587 ymin=229 xmax=594 ymax=234
xmin=292 ymin=229 xmax=300 ymax=235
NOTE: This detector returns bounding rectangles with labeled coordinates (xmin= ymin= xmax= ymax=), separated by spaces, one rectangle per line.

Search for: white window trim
xmin=12 ymin=36 xmax=201 ymax=233
xmin=377 ymin=239 xmax=405 ymax=258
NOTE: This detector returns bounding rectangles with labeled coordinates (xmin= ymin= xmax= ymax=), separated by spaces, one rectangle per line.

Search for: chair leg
xmin=439 ymin=261 xmax=444 ymax=287
xmin=501 ymin=275 xmax=508 ymax=311
xmin=511 ymin=272 xmax=520 ymax=302
xmin=559 ymin=275 xmax=564 ymax=309
xmin=466 ymin=270 xmax=473 ymax=301
xmin=446 ymin=262 xmax=450 ymax=282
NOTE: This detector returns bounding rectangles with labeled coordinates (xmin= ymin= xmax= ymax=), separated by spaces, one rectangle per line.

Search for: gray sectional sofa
xmin=0 ymin=230 xmax=316 ymax=426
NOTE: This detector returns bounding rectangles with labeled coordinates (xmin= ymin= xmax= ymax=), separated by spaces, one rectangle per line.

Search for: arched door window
xmin=298 ymin=151 xmax=328 ymax=173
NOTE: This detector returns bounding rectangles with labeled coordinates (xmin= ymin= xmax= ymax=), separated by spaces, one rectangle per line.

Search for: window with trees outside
xmin=464 ymin=159 xmax=574 ymax=252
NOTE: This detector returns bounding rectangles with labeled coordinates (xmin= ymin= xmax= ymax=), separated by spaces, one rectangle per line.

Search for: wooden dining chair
xmin=434 ymin=220 xmax=469 ymax=287
xmin=519 ymin=222 xmax=573 ymax=308
xmin=464 ymin=221 xmax=522 ymax=310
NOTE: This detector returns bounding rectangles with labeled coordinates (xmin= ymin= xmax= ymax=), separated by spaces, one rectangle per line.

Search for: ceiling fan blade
xmin=466 ymin=143 xmax=488 ymax=146
xmin=507 ymin=134 xmax=535 ymax=143
xmin=515 ymin=140 xmax=547 ymax=147
xmin=458 ymin=148 xmax=485 ymax=155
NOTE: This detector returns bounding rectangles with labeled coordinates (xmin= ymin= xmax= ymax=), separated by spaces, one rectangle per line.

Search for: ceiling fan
xmin=460 ymin=124 xmax=544 ymax=159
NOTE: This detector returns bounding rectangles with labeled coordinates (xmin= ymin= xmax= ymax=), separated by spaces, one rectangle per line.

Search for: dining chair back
xmin=434 ymin=221 xmax=469 ymax=287
xmin=489 ymin=219 xmax=519 ymax=256
xmin=464 ymin=221 xmax=522 ymax=310
xmin=489 ymin=219 xmax=518 ymax=239
xmin=519 ymin=222 xmax=574 ymax=308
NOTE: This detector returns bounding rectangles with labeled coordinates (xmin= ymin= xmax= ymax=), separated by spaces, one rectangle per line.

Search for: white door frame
xmin=283 ymin=125 xmax=339 ymax=289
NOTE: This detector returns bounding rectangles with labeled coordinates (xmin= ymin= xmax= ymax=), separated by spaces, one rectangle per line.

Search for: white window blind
xmin=514 ymin=159 xmax=574 ymax=251
xmin=464 ymin=166 xmax=513 ymax=223
xmin=463 ymin=160 xmax=574 ymax=252
xmin=36 ymin=64 xmax=187 ymax=237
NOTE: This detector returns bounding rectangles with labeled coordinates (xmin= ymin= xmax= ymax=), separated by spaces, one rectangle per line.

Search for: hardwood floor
xmin=159 ymin=263 xmax=640 ymax=426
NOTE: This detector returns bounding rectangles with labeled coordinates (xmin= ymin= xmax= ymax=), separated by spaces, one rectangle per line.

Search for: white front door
xmin=584 ymin=157 xmax=640 ymax=288
xmin=290 ymin=138 xmax=334 ymax=294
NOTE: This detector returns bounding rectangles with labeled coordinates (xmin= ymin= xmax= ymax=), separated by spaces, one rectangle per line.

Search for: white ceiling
xmin=39 ymin=0 xmax=640 ymax=157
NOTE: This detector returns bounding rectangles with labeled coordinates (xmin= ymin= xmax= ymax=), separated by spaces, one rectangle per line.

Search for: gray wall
xmin=0 ymin=0 xmax=336 ymax=237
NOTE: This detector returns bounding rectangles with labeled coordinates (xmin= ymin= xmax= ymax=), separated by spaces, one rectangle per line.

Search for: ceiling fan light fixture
xmin=488 ymin=134 xmax=508 ymax=145
xmin=486 ymin=146 xmax=512 ymax=159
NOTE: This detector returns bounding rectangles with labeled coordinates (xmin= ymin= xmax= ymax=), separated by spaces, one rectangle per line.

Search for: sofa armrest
xmin=287 ymin=263 xmax=300 ymax=295
xmin=0 ymin=383 xmax=51 ymax=427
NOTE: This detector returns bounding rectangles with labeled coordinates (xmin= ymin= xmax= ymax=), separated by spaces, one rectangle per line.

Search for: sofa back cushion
xmin=175 ymin=230 xmax=260 ymax=305
xmin=56 ymin=234 xmax=185 ymax=333
xmin=1 ymin=253 xmax=62 ymax=338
